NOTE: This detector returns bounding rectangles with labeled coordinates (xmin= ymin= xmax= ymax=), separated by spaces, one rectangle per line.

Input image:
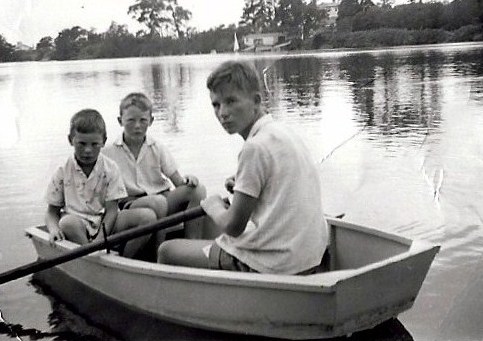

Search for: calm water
xmin=0 ymin=42 xmax=482 ymax=341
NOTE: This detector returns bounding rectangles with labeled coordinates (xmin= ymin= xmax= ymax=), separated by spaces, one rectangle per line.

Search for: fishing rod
xmin=262 ymin=55 xmax=376 ymax=165
xmin=263 ymin=52 xmax=446 ymax=210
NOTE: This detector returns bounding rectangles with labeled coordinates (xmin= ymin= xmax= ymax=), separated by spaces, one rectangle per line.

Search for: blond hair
xmin=207 ymin=61 xmax=262 ymax=95
xmin=69 ymin=109 xmax=106 ymax=141
xmin=119 ymin=92 xmax=153 ymax=116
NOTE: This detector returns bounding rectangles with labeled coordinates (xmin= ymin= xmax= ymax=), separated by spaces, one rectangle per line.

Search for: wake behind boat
xmin=25 ymin=217 xmax=439 ymax=340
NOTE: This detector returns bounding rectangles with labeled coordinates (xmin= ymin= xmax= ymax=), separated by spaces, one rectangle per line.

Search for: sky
xmin=0 ymin=0 xmax=245 ymax=46
xmin=0 ymin=0 xmax=425 ymax=47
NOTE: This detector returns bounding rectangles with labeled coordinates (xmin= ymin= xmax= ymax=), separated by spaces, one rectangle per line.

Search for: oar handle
xmin=0 ymin=205 xmax=206 ymax=285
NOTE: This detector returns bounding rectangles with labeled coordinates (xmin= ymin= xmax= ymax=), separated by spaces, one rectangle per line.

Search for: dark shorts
xmin=208 ymin=243 xmax=324 ymax=275
xmin=118 ymin=195 xmax=143 ymax=210
xmin=118 ymin=190 xmax=170 ymax=210
xmin=208 ymin=243 xmax=257 ymax=272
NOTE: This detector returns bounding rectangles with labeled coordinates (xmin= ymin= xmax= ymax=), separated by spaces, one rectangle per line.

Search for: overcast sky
xmin=0 ymin=0 xmax=428 ymax=46
xmin=0 ymin=0 xmax=245 ymax=46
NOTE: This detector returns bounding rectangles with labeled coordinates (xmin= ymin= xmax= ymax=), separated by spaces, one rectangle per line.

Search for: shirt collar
xmin=70 ymin=154 xmax=103 ymax=174
xmin=246 ymin=114 xmax=273 ymax=140
xmin=114 ymin=134 xmax=155 ymax=147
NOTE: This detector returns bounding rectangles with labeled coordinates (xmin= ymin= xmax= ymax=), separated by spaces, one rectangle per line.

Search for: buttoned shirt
xmin=102 ymin=135 xmax=177 ymax=196
xmin=45 ymin=154 xmax=127 ymax=226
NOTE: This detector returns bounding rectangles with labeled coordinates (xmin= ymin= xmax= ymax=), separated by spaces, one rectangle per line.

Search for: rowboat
xmin=25 ymin=217 xmax=439 ymax=340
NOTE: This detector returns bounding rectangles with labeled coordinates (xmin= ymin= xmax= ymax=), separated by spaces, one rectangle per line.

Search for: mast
xmin=234 ymin=32 xmax=240 ymax=52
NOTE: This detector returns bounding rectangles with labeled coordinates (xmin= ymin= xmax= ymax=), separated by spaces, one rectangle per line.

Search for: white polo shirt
xmin=45 ymin=154 xmax=127 ymax=225
xmin=102 ymin=135 xmax=177 ymax=196
xmin=216 ymin=115 xmax=328 ymax=274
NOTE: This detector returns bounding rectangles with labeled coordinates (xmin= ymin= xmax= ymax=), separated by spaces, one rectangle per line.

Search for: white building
xmin=243 ymin=32 xmax=291 ymax=52
xmin=15 ymin=42 xmax=32 ymax=51
xmin=317 ymin=0 xmax=340 ymax=27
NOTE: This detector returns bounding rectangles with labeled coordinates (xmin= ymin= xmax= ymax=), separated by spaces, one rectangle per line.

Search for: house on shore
xmin=242 ymin=32 xmax=291 ymax=52
xmin=317 ymin=0 xmax=340 ymax=27
xmin=15 ymin=42 xmax=33 ymax=51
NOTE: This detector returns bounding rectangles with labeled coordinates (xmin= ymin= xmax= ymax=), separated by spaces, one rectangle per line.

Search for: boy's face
xmin=210 ymin=82 xmax=260 ymax=139
xmin=118 ymin=106 xmax=153 ymax=140
xmin=69 ymin=132 xmax=105 ymax=166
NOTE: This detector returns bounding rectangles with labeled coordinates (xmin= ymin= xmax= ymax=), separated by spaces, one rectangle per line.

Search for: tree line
xmin=314 ymin=0 xmax=483 ymax=48
xmin=1 ymin=0 xmax=482 ymax=63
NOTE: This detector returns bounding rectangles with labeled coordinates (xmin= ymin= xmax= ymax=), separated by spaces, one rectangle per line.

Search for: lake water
xmin=0 ymin=42 xmax=482 ymax=341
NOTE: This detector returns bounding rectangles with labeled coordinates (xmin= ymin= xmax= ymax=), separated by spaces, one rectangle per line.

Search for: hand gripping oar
xmin=0 ymin=205 xmax=206 ymax=285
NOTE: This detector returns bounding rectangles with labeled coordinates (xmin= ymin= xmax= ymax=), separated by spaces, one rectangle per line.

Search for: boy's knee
xmin=59 ymin=215 xmax=81 ymax=231
xmin=190 ymin=183 xmax=207 ymax=202
xmin=132 ymin=196 xmax=167 ymax=219
xmin=157 ymin=240 xmax=176 ymax=264
xmin=59 ymin=215 xmax=86 ymax=243
xmin=139 ymin=208 xmax=157 ymax=225
xmin=152 ymin=195 xmax=168 ymax=217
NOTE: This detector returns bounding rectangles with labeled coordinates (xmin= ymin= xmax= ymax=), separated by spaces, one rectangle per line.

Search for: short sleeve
xmin=105 ymin=163 xmax=128 ymax=201
xmin=157 ymin=142 xmax=178 ymax=177
xmin=45 ymin=167 xmax=65 ymax=207
xmin=233 ymin=141 xmax=268 ymax=199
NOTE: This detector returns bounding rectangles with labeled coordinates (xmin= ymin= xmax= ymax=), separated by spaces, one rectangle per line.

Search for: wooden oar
xmin=0 ymin=205 xmax=206 ymax=285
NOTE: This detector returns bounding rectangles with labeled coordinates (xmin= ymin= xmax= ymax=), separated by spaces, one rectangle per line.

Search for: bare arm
xmin=103 ymin=201 xmax=119 ymax=235
xmin=45 ymin=204 xmax=63 ymax=244
xmin=201 ymin=191 xmax=257 ymax=237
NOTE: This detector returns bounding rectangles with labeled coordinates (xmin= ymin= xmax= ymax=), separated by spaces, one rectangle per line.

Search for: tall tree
xmin=274 ymin=0 xmax=328 ymax=39
xmin=98 ymin=22 xmax=138 ymax=58
xmin=128 ymin=0 xmax=191 ymax=38
xmin=53 ymin=26 xmax=88 ymax=60
xmin=302 ymin=0 xmax=328 ymax=39
xmin=0 ymin=34 xmax=15 ymax=62
xmin=128 ymin=0 xmax=169 ymax=37
xmin=36 ymin=36 xmax=54 ymax=50
xmin=239 ymin=0 xmax=276 ymax=33
xmin=337 ymin=0 xmax=375 ymax=31
xmin=169 ymin=3 xmax=192 ymax=38
xmin=35 ymin=36 xmax=54 ymax=60
xmin=274 ymin=0 xmax=305 ymax=36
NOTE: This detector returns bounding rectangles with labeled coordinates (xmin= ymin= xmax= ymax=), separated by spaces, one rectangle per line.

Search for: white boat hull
xmin=26 ymin=218 xmax=439 ymax=339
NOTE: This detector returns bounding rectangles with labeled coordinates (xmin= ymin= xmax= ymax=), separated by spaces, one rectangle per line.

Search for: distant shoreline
xmin=4 ymin=36 xmax=483 ymax=64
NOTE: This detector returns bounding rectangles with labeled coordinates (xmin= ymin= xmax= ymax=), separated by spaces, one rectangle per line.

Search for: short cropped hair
xmin=206 ymin=61 xmax=262 ymax=95
xmin=119 ymin=92 xmax=153 ymax=116
xmin=69 ymin=109 xmax=107 ymax=141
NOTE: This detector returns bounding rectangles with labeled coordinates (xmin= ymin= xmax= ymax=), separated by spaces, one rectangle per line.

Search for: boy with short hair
xmin=102 ymin=93 xmax=207 ymax=239
xmin=45 ymin=109 xmax=156 ymax=258
xmin=157 ymin=61 xmax=328 ymax=274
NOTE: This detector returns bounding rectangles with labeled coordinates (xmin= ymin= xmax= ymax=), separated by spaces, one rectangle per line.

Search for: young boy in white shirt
xmin=103 ymin=93 xmax=207 ymax=239
xmin=157 ymin=61 xmax=328 ymax=274
xmin=45 ymin=109 xmax=157 ymax=258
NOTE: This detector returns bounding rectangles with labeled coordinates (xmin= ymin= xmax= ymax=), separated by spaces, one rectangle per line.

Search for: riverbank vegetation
xmin=0 ymin=0 xmax=482 ymax=63
xmin=312 ymin=0 xmax=483 ymax=48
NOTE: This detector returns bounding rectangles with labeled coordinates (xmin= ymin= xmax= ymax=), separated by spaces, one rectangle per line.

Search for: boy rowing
xmin=158 ymin=61 xmax=328 ymax=274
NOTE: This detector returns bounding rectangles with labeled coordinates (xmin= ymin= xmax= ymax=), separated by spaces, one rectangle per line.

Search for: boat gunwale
xmin=25 ymin=219 xmax=440 ymax=292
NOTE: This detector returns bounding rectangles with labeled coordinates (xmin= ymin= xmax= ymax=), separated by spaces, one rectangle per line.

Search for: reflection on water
xmin=0 ymin=43 xmax=483 ymax=341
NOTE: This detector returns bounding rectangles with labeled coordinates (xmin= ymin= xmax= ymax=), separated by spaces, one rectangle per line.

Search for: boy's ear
xmin=117 ymin=116 xmax=122 ymax=126
xmin=67 ymin=134 xmax=73 ymax=146
xmin=149 ymin=115 xmax=154 ymax=126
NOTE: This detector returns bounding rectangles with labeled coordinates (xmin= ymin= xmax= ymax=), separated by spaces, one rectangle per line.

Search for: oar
xmin=0 ymin=205 xmax=206 ymax=285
